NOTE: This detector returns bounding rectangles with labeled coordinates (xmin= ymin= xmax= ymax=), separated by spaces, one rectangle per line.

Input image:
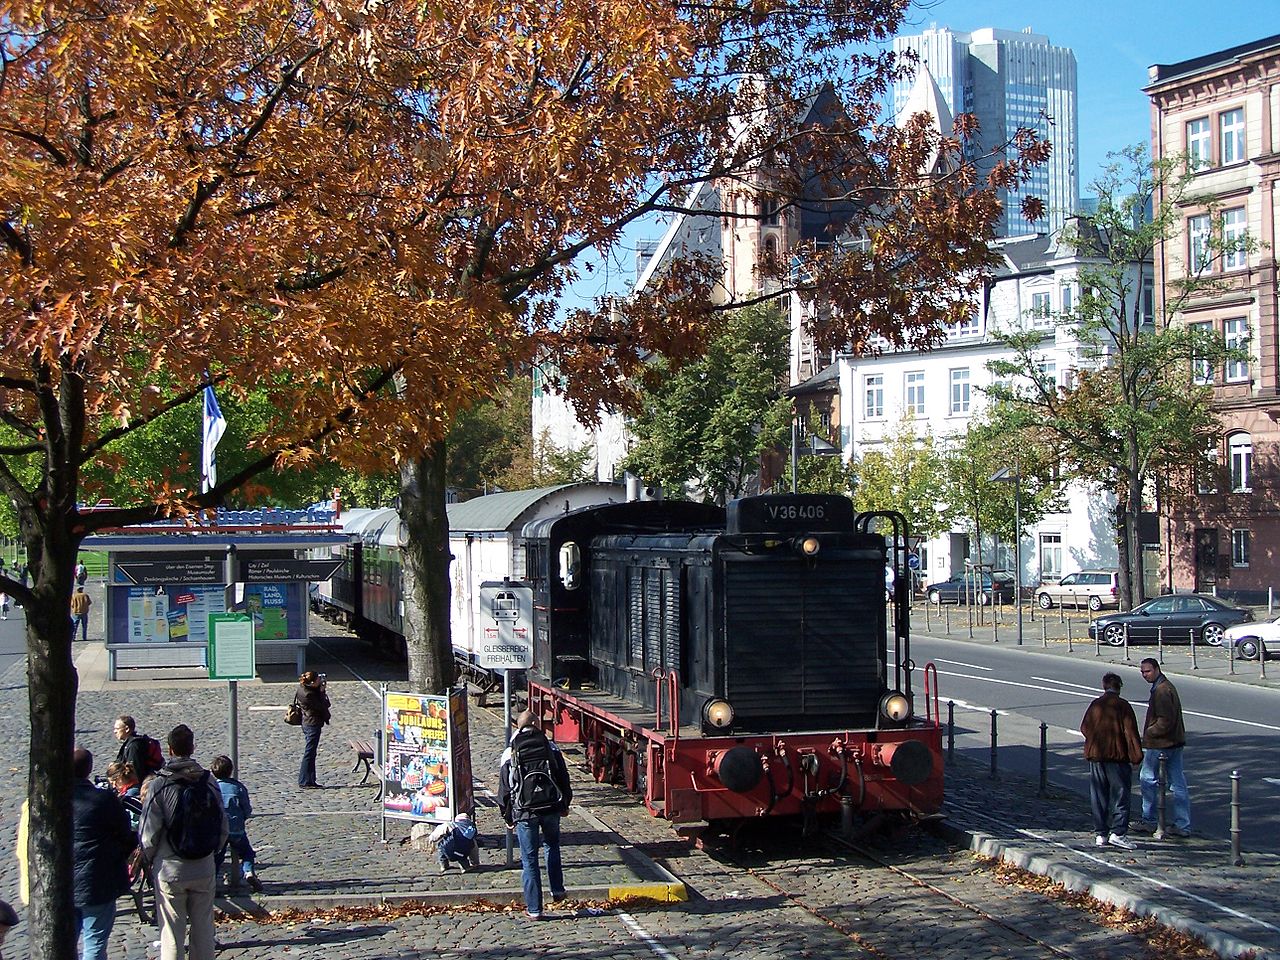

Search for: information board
xmin=207 ymin=614 xmax=256 ymax=680
xmin=382 ymin=691 xmax=454 ymax=823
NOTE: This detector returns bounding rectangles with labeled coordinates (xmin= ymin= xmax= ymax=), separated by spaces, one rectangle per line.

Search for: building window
xmin=1189 ymin=321 xmax=1213 ymax=384
xmin=1188 ymin=214 xmax=1212 ymax=273
xmin=1142 ymin=277 xmax=1154 ymax=324
xmin=1228 ymin=432 xmax=1252 ymax=493
xmin=864 ymin=375 xmax=884 ymax=419
xmin=1219 ymin=108 xmax=1245 ymax=165
xmin=1197 ymin=439 xmax=1219 ymax=495
xmin=949 ymin=368 xmax=970 ymax=415
xmin=761 ymin=197 xmax=781 ymax=226
xmin=1231 ymin=529 xmax=1250 ymax=567
xmin=1029 ymin=291 xmax=1052 ymax=324
xmin=1039 ymin=533 xmax=1063 ymax=582
xmin=1036 ymin=359 xmax=1057 ymax=390
xmin=1222 ymin=207 xmax=1248 ymax=270
xmin=1186 ymin=117 xmax=1210 ymax=168
xmin=1224 ymin=318 xmax=1249 ymax=382
xmin=905 ymin=371 xmax=925 ymax=417
xmin=1061 ymin=283 xmax=1074 ymax=312
xmin=950 ymin=314 xmax=980 ymax=338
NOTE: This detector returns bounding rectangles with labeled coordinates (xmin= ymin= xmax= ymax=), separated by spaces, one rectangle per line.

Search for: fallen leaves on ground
xmin=218 ymin=896 xmax=663 ymax=926
xmin=975 ymin=855 xmax=1224 ymax=960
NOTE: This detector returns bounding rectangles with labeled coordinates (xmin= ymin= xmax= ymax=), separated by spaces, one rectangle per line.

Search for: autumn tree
xmin=987 ymin=147 xmax=1242 ymax=608
xmin=2 ymin=2 xmax=1046 ymax=953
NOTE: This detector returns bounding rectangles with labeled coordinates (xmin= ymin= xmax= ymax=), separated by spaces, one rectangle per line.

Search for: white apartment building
xmin=835 ymin=231 xmax=1130 ymax=585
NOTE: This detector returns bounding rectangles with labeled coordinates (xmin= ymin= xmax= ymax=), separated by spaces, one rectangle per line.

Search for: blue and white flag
xmin=201 ymin=385 xmax=227 ymax=493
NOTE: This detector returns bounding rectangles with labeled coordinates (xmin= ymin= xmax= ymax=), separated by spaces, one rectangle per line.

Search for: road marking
xmin=944 ymin=698 xmax=1010 ymax=716
xmin=1030 ymin=676 xmax=1099 ymax=692
xmin=618 ymin=911 xmax=681 ymax=960
xmin=953 ymin=799 xmax=1280 ymax=933
xmin=934 ymin=670 xmax=1280 ymax=732
xmin=933 ymin=658 xmax=993 ymax=671
xmin=248 ymin=706 xmax=287 ymax=712
xmin=1263 ymin=778 xmax=1280 ymax=788
xmin=152 ymin=701 xmax=178 ymax=707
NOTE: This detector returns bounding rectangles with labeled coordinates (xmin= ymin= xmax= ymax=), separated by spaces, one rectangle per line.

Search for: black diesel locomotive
xmin=522 ymin=493 xmax=943 ymax=827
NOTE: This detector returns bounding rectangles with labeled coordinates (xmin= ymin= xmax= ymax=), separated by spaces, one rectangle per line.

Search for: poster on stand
xmin=382 ymin=692 xmax=453 ymax=823
xmin=448 ymin=689 xmax=474 ymax=818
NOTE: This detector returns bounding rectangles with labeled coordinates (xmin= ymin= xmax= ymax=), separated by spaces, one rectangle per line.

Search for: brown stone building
xmin=1146 ymin=34 xmax=1280 ymax=596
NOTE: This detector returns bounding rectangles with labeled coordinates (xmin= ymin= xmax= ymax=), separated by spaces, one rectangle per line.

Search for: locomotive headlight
xmin=879 ymin=692 xmax=912 ymax=723
xmin=796 ymin=536 xmax=821 ymax=557
xmin=702 ymin=698 xmax=735 ymax=731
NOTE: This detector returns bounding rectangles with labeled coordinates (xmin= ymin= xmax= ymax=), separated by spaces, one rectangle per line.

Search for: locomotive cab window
xmin=559 ymin=541 xmax=582 ymax=590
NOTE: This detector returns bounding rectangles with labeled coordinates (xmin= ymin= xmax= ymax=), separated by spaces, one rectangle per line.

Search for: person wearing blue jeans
xmin=72 ymin=747 xmax=135 ymax=960
xmin=295 ymin=671 xmax=330 ymax=788
xmin=1136 ymin=658 xmax=1191 ymax=835
xmin=499 ymin=711 xmax=573 ymax=919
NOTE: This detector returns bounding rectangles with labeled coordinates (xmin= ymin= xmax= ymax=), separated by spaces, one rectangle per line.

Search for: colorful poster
xmin=382 ymin=692 xmax=453 ymax=823
xmin=244 ymin=584 xmax=288 ymax=640
xmin=122 ymin=585 xmax=225 ymax=644
xmin=449 ymin=689 xmax=474 ymax=818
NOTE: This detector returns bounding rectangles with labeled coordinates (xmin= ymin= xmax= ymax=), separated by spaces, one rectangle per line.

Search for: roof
xmin=787 ymin=362 xmax=841 ymax=396
xmin=1146 ymin=33 xmax=1280 ymax=88
xmin=445 ymin=483 xmax=624 ymax=533
xmin=993 ymin=233 xmax=1055 ymax=277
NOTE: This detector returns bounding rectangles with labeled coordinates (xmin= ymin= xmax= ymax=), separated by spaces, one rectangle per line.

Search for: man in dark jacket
xmin=113 ymin=715 xmax=161 ymax=780
xmin=1136 ymin=658 xmax=1191 ymax=836
xmin=140 ymin=724 xmax=228 ymax=960
xmin=72 ymin=747 xmax=135 ymax=960
xmin=498 ymin=710 xmax=572 ymax=920
xmin=1080 ymin=673 xmax=1144 ymax=848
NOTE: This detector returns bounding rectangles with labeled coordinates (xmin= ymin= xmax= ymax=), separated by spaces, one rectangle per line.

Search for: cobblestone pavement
xmin=0 ymin=620 xmax=1275 ymax=958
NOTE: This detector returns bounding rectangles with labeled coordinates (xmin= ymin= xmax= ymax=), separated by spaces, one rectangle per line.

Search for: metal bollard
xmin=1041 ymin=620 xmax=1048 ymax=648
xmin=1261 ymin=637 xmax=1268 ymax=680
xmin=1094 ymin=620 xmax=1101 ymax=657
xmin=1156 ymin=752 xmax=1168 ymax=839
xmin=1158 ymin=625 xmax=1164 ymax=661
xmin=1270 ymin=586 xmax=1274 ymax=618
xmin=1189 ymin=627 xmax=1198 ymax=670
xmin=925 ymin=601 xmax=931 ymax=631
xmin=1066 ymin=617 xmax=1073 ymax=652
xmin=989 ymin=709 xmax=999 ymax=780
xmin=945 ymin=603 xmax=951 ymax=634
xmin=1230 ymin=770 xmax=1244 ymax=866
xmin=1038 ymin=722 xmax=1048 ymax=796
xmin=1229 ymin=627 xmax=1236 ymax=674
xmin=1061 ymin=595 xmax=1067 ymax=622
xmin=841 ymin=794 xmax=856 ymax=838
xmin=968 ymin=603 xmax=974 ymax=639
xmin=1124 ymin=622 xmax=1132 ymax=662
xmin=947 ymin=700 xmax=955 ymax=762
xmin=993 ymin=609 xmax=999 ymax=643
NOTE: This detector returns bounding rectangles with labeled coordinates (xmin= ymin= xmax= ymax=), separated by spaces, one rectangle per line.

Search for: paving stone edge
xmin=935 ymin=820 xmax=1273 ymax=960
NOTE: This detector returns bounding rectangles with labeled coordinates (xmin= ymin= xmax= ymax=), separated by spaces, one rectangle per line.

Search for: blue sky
xmin=560 ymin=6 xmax=1278 ymax=312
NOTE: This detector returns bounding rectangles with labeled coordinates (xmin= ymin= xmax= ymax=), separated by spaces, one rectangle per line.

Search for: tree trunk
xmin=399 ymin=441 xmax=456 ymax=694
xmin=1128 ymin=478 xmax=1147 ymax=606
xmin=1115 ymin=502 xmax=1133 ymax=611
xmin=25 ymin=538 xmax=80 ymax=960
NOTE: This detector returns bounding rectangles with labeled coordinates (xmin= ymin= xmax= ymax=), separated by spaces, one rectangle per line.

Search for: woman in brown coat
xmin=296 ymin=671 xmax=331 ymax=789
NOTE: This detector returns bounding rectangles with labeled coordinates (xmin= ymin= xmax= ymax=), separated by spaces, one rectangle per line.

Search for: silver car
xmin=1035 ymin=570 xmax=1119 ymax=612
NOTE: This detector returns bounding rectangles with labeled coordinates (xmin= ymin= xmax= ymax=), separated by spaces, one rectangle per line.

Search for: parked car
xmin=1035 ymin=570 xmax=1119 ymax=612
xmin=1087 ymin=594 xmax=1253 ymax=647
xmin=1223 ymin=617 xmax=1280 ymax=661
xmin=925 ymin=573 xmax=1016 ymax=606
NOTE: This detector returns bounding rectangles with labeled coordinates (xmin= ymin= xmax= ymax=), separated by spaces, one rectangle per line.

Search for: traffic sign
xmin=207 ymin=614 xmax=255 ymax=681
xmin=477 ymin=582 xmax=533 ymax=670
xmin=907 ymin=553 xmax=921 ymax=571
xmin=242 ymin=558 xmax=344 ymax=583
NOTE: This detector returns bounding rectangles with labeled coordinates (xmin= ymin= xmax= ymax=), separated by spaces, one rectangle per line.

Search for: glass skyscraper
xmin=893 ymin=26 xmax=1079 ymax=237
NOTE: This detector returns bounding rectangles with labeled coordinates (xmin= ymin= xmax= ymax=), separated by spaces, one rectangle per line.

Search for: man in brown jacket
xmin=1080 ymin=672 xmax=1144 ymax=848
xmin=1137 ymin=658 xmax=1191 ymax=836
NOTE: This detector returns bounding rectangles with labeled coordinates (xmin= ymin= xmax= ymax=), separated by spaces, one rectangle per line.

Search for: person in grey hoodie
xmin=139 ymin=724 xmax=228 ymax=960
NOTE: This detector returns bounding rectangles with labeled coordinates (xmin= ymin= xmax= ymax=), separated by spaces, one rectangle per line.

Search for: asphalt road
xmin=912 ymin=633 xmax=1280 ymax=854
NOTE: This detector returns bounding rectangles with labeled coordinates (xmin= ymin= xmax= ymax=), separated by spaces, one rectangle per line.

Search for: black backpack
xmin=509 ymin=734 xmax=563 ymax=817
xmin=161 ymin=771 xmax=222 ymax=860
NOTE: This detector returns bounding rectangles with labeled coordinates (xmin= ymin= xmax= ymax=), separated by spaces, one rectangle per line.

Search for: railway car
xmin=521 ymin=493 xmax=943 ymax=830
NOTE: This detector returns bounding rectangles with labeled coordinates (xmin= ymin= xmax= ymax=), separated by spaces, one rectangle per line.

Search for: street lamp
xmin=990 ymin=462 xmax=1023 ymax=646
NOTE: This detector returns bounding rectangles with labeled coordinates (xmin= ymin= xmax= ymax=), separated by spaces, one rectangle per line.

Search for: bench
xmin=350 ymin=739 xmax=375 ymax=784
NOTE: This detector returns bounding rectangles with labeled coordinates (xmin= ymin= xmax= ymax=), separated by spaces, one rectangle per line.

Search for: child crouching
xmin=430 ymin=812 xmax=477 ymax=872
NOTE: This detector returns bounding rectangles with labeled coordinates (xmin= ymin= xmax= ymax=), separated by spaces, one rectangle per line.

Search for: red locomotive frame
xmin=528 ymin=663 xmax=944 ymax=825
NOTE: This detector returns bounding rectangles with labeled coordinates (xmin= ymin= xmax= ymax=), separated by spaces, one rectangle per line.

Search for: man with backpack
xmin=113 ymin=715 xmax=165 ymax=782
xmin=139 ymin=724 xmax=228 ymax=960
xmin=498 ymin=710 xmax=573 ymax=919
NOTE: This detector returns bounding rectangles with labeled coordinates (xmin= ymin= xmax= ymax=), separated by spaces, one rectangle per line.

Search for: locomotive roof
xmin=446 ymin=482 xmax=625 ymax=533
